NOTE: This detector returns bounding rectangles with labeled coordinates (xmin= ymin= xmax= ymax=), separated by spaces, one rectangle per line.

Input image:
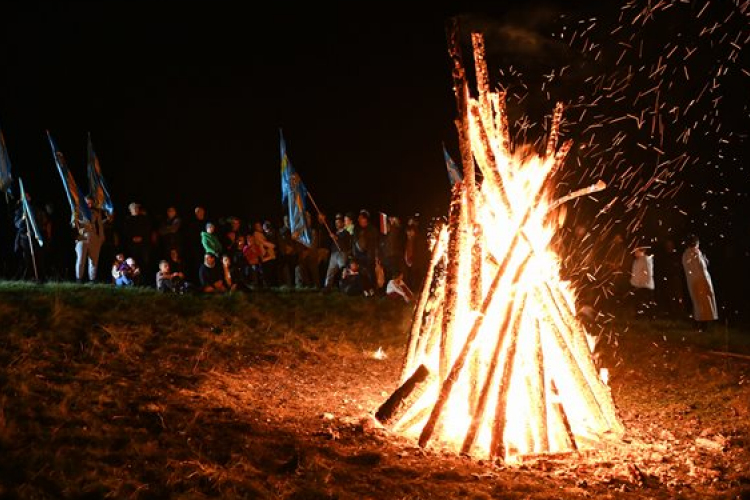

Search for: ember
xmin=377 ymin=27 xmax=625 ymax=462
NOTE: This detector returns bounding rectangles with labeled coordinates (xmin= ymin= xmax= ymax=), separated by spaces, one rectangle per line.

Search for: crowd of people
xmin=3 ymin=196 xmax=431 ymax=303
xmin=3 ymin=194 xmax=725 ymax=329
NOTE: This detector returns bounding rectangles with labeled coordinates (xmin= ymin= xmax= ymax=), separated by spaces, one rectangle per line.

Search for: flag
xmin=87 ymin=132 xmax=114 ymax=216
xmin=0 ymin=125 xmax=13 ymax=196
xmin=443 ymin=143 xmax=463 ymax=187
xmin=280 ymin=130 xmax=312 ymax=247
xmin=47 ymin=130 xmax=91 ymax=225
xmin=18 ymin=178 xmax=44 ymax=247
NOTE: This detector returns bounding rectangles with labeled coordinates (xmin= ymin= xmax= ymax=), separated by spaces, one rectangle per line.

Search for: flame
xmin=385 ymin=32 xmax=623 ymax=462
xmin=372 ymin=347 xmax=387 ymax=360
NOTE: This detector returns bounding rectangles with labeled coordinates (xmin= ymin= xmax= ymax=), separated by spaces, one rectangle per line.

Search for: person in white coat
xmin=629 ymin=247 xmax=655 ymax=316
xmin=682 ymin=234 xmax=718 ymax=330
xmin=75 ymin=196 xmax=107 ymax=283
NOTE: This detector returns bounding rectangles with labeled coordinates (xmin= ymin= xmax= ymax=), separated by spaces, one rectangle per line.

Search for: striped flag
xmin=0 ymin=124 xmax=13 ymax=196
xmin=87 ymin=132 xmax=114 ymax=216
xmin=18 ymin=178 xmax=44 ymax=247
xmin=47 ymin=130 xmax=91 ymax=225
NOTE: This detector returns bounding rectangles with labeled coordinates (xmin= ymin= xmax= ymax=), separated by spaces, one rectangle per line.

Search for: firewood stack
xmin=376 ymin=28 xmax=625 ymax=462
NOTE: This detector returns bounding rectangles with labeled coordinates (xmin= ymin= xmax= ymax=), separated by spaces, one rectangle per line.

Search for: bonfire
xmin=377 ymin=27 xmax=625 ymax=462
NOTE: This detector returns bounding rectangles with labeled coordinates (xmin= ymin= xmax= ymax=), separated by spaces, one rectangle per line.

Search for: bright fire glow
xmin=388 ymin=33 xmax=624 ymax=462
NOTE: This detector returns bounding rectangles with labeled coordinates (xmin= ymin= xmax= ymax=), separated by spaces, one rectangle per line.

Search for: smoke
xmin=457 ymin=5 xmax=573 ymax=66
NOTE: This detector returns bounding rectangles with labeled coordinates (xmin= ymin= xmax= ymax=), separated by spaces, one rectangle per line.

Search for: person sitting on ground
xmin=111 ymin=253 xmax=126 ymax=285
xmin=198 ymin=253 xmax=226 ymax=293
xmin=167 ymin=247 xmax=186 ymax=276
xmin=221 ymin=253 xmax=247 ymax=293
xmin=386 ymin=270 xmax=415 ymax=303
xmin=156 ymin=259 xmax=187 ymax=293
xmin=201 ymin=222 xmax=223 ymax=258
xmin=113 ymin=255 xmax=141 ymax=287
xmin=339 ymin=258 xmax=364 ymax=296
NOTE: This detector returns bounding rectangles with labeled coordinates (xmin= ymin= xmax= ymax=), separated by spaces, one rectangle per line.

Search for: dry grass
xmin=0 ymin=281 xmax=749 ymax=499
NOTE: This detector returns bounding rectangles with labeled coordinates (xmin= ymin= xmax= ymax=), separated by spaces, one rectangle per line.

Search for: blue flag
xmin=87 ymin=133 xmax=114 ymax=216
xmin=443 ymin=144 xmax=463 ymax=187
xmin=18 ymin=178 xmax=44 ymax=247
xmin=0 ymin=125 xmax=13 ymax=196
xmin=280 ymin=130 xmax=312 ymax=248
xmin=47 ymin=130 xmax=91 ymax=225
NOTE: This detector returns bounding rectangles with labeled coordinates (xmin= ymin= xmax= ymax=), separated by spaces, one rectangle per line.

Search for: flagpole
xmin=23 ymin=209 xmax=39 ymax=282
xmin=305 ymin=191 xmax=342 ymax=253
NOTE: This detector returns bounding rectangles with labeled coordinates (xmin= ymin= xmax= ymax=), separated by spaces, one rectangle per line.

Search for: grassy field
xmin=1 ymin=281 xmax=749 ymax=499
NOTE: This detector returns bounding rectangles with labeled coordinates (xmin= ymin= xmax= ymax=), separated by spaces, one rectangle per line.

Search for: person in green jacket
xmin=201 ymin=222 xmax=223 ymax=258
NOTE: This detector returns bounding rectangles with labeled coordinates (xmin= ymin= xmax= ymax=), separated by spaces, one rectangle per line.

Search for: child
xmin=386 ymin=271 xmax=415 ymax=303
xmin=111 ymin=253 xmax=126 ymax=284
xmin=339 ymin=259 xmax=364 ymax=296
xmin=113 ymin=255 xmax=141 ymax=287
xmin=156 ymin=260 xmax=187 ymax=293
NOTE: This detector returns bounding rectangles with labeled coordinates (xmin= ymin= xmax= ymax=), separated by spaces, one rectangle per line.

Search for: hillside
xmin=1 ymin=282 xmax=749 ymax=499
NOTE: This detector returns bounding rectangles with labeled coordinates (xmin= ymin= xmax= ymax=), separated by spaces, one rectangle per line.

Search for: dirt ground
xmin=1 ymin=285 xmax=750 ymax=499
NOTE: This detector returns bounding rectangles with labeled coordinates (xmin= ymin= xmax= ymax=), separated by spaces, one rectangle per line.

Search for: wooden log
xmin=540 ymin=300 xmax=611 ymax=435
xmin=470 ymin=227 xmax=483 ymax=310
xmin=376 ymin=364 xmax=435 ymax=426
xmin=469 ymin=102 xmax=511 ymax=214
xmin=438 ymin=184 xmax=466 ymax=382
xmin=528 ymin=317 xmax=549 ymax=454
xmin=550 ymin=379 xmax=578 ymax=452
xmin=402 ymin=226 xmax=449 ymax=380
xmin=545 ymin=102 xmax=564 ymax=158
xmin=393 ymin=405 xmax=432 ymax=435
xmin=489 ymin=286 xmax=530 ymax=458
xmin=491 ymin=90 xmax=512 ymax=157
xmin=446 ymin=19 xmax=476 ymax=204
xmin=461 ymin=288 xmax=527 ymax=455
xmin=543 ymin=282 xmax=625 ymax=435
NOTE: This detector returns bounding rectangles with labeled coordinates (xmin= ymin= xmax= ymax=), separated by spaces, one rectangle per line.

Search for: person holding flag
xmin=48 ymin=130 xmax=107 ymax=283
xmin=13 ymin=179 xmax=45 ymax=282
xmin=74 ymin=195 xmax=108 ymax=283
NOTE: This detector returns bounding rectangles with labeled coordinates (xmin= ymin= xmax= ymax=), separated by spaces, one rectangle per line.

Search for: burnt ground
xmin=1 ymin=282 xmax=750 ymax=499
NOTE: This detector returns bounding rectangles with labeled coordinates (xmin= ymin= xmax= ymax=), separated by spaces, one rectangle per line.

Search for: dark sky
xmin=1 ymin=1 xmax=748 ymax=240
xmin=0 ymin=2 xmax=478 ymax=223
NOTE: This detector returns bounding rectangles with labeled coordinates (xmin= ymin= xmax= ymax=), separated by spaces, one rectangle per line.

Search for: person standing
xmin=682 ymin=234 xmax=718 ymax=331
xmin=353 ymin=209 xmax=380 ymax=296
xmin=74 ymin=195 xmax=107 ymax=283
xmin=122 ymin=202 xmax=152 ymax=282
xmin=629 ymin=247 xmax=655 ymax=317
xmin=324 ymin=213 xmax=352 ymax=290
xmin=157 ymin=206 xmax=182 ymax=259
xmin=13 ymin=192 xmax=45 ymax=281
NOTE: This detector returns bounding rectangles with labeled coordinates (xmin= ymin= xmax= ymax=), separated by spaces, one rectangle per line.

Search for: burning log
xmin=402 ymin=226 xmax=449 ymax=380
xmin=383 ymin=29 xmax=624 ymax=462
xmin=376 ymin=364 xmax=435 ymax=426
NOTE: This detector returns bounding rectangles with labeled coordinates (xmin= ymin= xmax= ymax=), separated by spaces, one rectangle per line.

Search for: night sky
xmin=1 ymin=2 xmax=748 ymax=251
xmin=0 ymin=2 xmax=470 ymax=222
